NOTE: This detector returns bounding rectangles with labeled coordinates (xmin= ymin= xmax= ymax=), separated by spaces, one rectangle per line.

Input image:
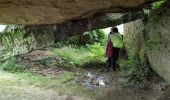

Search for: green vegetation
xmin=0 ymin=26 xmax=108 ymax=73
xmin=152 ymin=0 xmax=167 ymax=9
xmin=0 ymin=24 xmax=160 ymax=87
xmin=0 ymin=57 xmax=28 ymax=72
xmin=0 ymin=25 xmax=34 ymax=61
xmin=118 ymin=49 xmax=150 ymax=85
xmin=63 ymin=29 xmax=107 ymax=46
xmin=52 ymin=44 xmax=106 ymax=70
xmin=144 ymin=0 xmax=166 ymax=15
xmin=0 ymin=71 xmax=94 ymax=99
xmin=49 ymin=29 xmax=108 ymax=70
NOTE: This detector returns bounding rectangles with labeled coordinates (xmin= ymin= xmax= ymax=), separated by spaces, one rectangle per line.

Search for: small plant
xmin=128 ymin=66 xmax=150 ymax=85
xmin=0 ymin=57 xmax=28 ymax=72
xmin=117 ymin=58 xmax=130 ymax=71
xmin=39 ymin=57 xmax=54 ymax=66
xmin=118 ymin=49 xmax=151 ymax=85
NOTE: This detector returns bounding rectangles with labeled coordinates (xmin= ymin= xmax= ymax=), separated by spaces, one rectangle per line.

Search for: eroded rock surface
xmin=0 ymin=26 xmax=55 ymax=61
xmin=123 ymin=19 xmax=145 ymax=64
xmin=145 ymin=7 xmax=170 ymax=83
xmin=123 ymin=6 xmax=170 ymax=83
xmin=0 ymin=0 xmax=150 ymax=24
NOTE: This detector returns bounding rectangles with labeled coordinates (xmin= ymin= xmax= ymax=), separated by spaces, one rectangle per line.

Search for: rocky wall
xmin=0 ymin=26 xmax=54 ymax=61
xmin=123 ymin=19 xmax=146 ymax=65
xmin=123 ymin=6 xmax=170 ymax=83
xmin=145 ymin=7 xmax=170 ymax=83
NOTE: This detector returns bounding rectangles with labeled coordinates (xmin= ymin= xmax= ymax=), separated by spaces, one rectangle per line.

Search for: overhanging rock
xmin=25 ymin=11 xmax=145 ymax=39
xmin=0 ymin=0 xmax=156 ymax=25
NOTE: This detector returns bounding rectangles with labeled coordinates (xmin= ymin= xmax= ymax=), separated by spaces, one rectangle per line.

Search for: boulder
xmin=145 ymin=7 xmax=170 ymax=83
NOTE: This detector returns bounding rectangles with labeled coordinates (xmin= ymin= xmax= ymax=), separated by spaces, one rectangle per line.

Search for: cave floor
xmin=0 ymin=49 xmax=170 ymax=100
xmin=0 ymin=70 xmax=169 ymax=100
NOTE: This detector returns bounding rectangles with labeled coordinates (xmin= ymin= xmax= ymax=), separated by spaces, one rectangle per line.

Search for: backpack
xmin=112 ymin=33 xmax=123 ymax=48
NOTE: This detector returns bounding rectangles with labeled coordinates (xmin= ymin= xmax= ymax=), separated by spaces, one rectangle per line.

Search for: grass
xmin=51 ymin=46 xmax=107 ymax=70
xmin=52 ymin=46 xmax=93 ymax=62
xmin=0 ymin=71 xmax=114 ymax=100
xmin=0 ymin=56 xmax=28 ymax=72
xmin=0 ymin=71 xmax=164 ymax=100
xmin=0 ymin=45 xmax=107 ymax=73
xmin=0 ymin=45 xmax=109 ymax=99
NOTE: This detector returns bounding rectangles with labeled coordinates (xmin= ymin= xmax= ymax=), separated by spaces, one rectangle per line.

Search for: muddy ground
xmin=0 ymin=50 xmax=170 ymax=100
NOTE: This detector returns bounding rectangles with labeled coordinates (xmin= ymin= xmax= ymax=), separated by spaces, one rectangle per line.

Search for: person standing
xmin=106 ymin=27 xmax=123 ymax=70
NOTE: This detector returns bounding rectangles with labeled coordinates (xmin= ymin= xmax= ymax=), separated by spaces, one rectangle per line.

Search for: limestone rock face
xmin=145 ymin=7 xmax=170 ymax=83
xmin=123 ymin=19 xmax=145 ymax=64
xmin=123 ymin=7 xmax=170 ymax=83
xmin=0 ymin=26 xmax=55 ymax=61
xmin=0 ymin=0 xmax=147 ymax=24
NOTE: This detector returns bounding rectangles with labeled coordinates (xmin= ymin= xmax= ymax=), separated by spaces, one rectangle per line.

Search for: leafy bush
xmin=52 ymin=45 xmax=107 ymax=70
xmin=117 ymin=58 xmax=130 ymax=71
xmin=0 ymin=57 xmax=28 ymax=72
xmin=88 ymin=29 xmax=107 ymax=46
xmin=128 ymin=66 xmax=150 ymax=85
xmin=152 ymin=0 xmax=166 ymax=9
xmin=63 ymin=29 xmax=107 ymax=46
xmin=118 ymin=49 xmax=151 ymax=85
xmin=90 ymin=43 xmax=105 ymax=59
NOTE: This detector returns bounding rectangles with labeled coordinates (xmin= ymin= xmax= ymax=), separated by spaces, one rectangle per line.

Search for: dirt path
xmin=0 ymin=71 xmax=88 ymax=100
xmin=0 ymin=70 xmax=169 ymax=100
xmin=0 ymin=84 xmax=84 ymax=100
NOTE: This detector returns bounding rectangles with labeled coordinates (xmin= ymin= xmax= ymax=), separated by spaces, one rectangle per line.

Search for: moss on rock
xmin=0 ymin=26 xmax=54 ymax=61
xmin=145 ymin=7 xmax=170 ymax=83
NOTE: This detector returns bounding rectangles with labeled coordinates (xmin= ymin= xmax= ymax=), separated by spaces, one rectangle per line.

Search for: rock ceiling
xmin=0 ymin=0 xmax=155 ymax=25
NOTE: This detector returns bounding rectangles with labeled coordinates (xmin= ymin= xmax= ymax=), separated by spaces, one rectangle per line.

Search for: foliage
xmin=39 ymin=57 xmax=54 ymax=66
xmin=118 ymin=49 xmax=137 ymax=70
xmin=52 ymin=46 xmax=91 ymax=69
xmin=51 ymin=30 xmax=107 ymax=70
xmin=90 ymin=43 xmax=105 ymax=59
xmin=64 ymin=29 xmax=107 ymax=46
xmin=89 ymin=29 xmax=107 ymax=46
xmin=53 ymin=42 xmax=67 ymax=48
xmin=152 ymin=0 xmax=166 ymax=9
xmin=144 ymin=0 xmax=166 ymax=16
xmin=0 ymin=25 xmax=24 ymax=49
xmin=128 ymin=66 xmax=150 ymax=85
xmin=52 ymin=45 xmax=106 ymax=70
xmin=0 ymin=25 xmax=34 ymax=61
xmin=118 ymin=49 xmax=150 ymax=85
xmin=0 ymin=57 xmax=28 ymax=72
xmin=117 ymin=58 xmax=130 ymax=71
